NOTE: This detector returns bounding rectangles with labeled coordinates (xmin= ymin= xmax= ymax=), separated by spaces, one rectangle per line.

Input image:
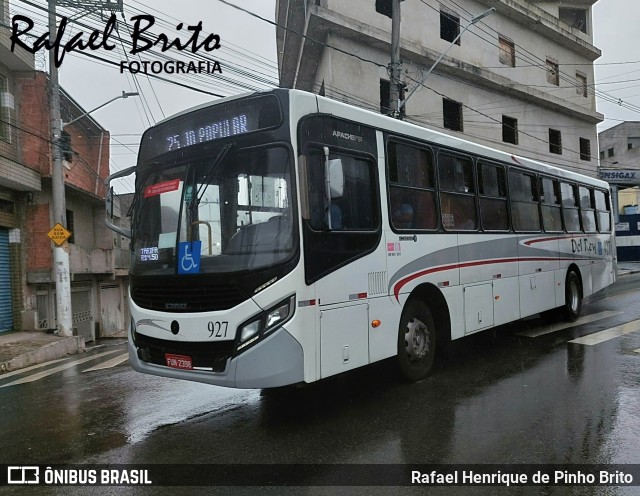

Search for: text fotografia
xmin=10 ymin=14 xmax=222 ymax=75
xmin=411 ymin=470 xmax=634 ymax=486
xmin=120 ymin=60 xmax=221 ymax=75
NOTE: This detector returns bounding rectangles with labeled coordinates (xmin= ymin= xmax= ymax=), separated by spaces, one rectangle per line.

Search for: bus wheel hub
xmin=405 ymin=318 xmax=429 ymax=361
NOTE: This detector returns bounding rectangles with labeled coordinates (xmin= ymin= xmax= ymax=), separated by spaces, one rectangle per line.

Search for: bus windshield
xmin=132 ymin=146 xmax=294 ymax=276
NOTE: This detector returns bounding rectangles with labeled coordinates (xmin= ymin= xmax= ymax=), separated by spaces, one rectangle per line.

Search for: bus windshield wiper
xmin=194 ymin=143 xmax=234 ymax=208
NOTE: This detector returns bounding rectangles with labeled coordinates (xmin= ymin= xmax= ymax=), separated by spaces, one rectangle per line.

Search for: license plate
xmin=165 ymin=354 xmax=193 ymax=370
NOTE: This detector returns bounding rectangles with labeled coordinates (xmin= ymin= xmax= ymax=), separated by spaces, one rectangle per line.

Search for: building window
xmin=576 ymin=73 xmax=587 ymax=97
xmin=66 ymin=210 xmax=75 ymax=244
xmin=440 ymin=9 xmax=460 ymax=45
xmin=443 ymin=98 xmax=463 ymax=132
xmin=627 ymin=137 xmax=640 ymax=150
xmin=607 ymin=147 xmax=614 ymax=158
xmin=546 ymin=59 xmax=559 ymax=86
xmin=498 ymin=36 xmax=515 ymax=67
xmin=549 ymin=128 xmax=562 ymax=155
xmin=559 ymin=7 xmax=588 ymax=34
xmin=502 ymin=115 xmax=518 ymax=145
xmin=579 ymin=138 xmax=591 ymax=161
xmin=380 ymin=79 xmax=390 ymax=115
xmin=376 ymin=0 xmax=392 ymax=18
xmin=599 ymin=150 xmax=605 ymax=160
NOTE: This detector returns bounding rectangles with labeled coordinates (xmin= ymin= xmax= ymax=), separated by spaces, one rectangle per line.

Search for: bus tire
xmin=397 ymin=299 xmax=436 ymax=381
xmin=562 ymin=271 xmax=582 ymax=322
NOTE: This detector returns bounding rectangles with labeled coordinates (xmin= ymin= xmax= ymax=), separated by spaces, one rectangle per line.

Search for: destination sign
xmin=138 ymin=94 xmax=282 ymax=164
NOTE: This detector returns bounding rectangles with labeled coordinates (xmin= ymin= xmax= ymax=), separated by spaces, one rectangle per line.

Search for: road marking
xmin=0 ymin=350 xmax=122 ymax=388
xmin=568 ymin=319 xmax=640 ymax=346
xmin=82 ymin=353 xmax=129 ymax=372
xmin=634 ymin=349 xmax=640 ymax=354
xmin=0 ymin=358 xmax=70 ymax=380
xmin=517 ymin=311 xmax=623 ymax=338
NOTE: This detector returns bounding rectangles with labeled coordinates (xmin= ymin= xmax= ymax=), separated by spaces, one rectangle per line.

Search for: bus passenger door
xmin=320 ymin=303 xmax=369 ymax=378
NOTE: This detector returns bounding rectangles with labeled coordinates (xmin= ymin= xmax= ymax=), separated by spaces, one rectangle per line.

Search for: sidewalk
xmin=2 ymin=262 xmax=640 ymax=376
xmin=0 ymin=331 xmax=85 ymax=374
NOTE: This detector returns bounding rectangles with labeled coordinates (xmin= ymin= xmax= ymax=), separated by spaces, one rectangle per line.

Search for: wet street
xmin=1 ymin=273 xmax=640 ymax=495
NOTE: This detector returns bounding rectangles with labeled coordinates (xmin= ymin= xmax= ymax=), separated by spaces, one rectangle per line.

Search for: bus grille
xmin=131 ymin=285 xmax=247 ymax=312
xmin=134 ymin=332 xmax=234 ymax=373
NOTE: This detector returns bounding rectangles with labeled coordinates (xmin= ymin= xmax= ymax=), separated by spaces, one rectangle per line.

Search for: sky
xmin=9 ymin=0 xmax=640 ymax=188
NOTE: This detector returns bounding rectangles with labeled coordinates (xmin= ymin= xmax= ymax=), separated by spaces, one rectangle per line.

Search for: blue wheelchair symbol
xmin=178 ymin=241 xmax=201 ymax=274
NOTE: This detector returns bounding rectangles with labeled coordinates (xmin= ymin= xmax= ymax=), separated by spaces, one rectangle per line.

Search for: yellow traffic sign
xmin=47 ymin=223 xmax=72 ymax=246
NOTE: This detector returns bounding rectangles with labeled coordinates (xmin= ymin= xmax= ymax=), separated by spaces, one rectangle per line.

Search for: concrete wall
xmin=278 ymin=0 xmax=602 ymax=177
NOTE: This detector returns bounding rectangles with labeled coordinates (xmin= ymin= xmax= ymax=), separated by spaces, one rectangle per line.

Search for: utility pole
xmin=48 ymin=0 xmax=73 ymax=337
xmin=47 ymin=0 xmax=125 ymax=337
xmin=389 ymin=0 xmax=402 ymax=117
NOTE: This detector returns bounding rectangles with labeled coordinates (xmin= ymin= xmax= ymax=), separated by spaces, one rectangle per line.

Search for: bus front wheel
xmin=397 ymin=299 xmax=436 ymax=381
xmin=562 ymin=271 xmax=583 ymax=322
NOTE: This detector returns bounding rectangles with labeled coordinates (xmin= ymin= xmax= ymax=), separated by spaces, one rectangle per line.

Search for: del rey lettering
xmin=10 ymin=13 xmax=222 ymax=74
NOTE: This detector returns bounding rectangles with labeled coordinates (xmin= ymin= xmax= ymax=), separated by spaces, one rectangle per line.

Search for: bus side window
xmin=594 ymin=189 xmax=611 ymax=232
xmin=579 ymin=186 xmax=597 ymax=233
xmin=306 ymin=150 xmax=377 ymax=232
xmin=387 ymin=141 xmax=437 ymax=230
xmin=438 ymin=153 xmax=477 ymax=231
xmin=509 ymin=170 xmax=540 ymax=232
xmin=478 ymin=162 xmax=509 ymax=231
xmin=560 ymin=182 xmax=580 ymax=232
xmin=540 ymin=177 xmax=562 ymax=232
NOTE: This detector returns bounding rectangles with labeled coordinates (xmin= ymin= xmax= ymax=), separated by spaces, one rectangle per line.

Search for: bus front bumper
xmin=128 ymin=326 xmax=305 ymax=389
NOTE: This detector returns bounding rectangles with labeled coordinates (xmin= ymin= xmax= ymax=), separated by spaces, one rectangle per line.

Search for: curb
xmin=0 ymin=336 xmax=85 ymax=374
xmin=618 ymin=269 xmax=640 ymax=277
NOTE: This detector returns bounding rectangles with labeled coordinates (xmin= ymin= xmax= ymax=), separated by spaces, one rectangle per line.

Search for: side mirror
xmin=104 ymin=166 xmax=135 ymax=239
xmin=106 ymin=187 xmax=115 ymax=219
xmin=328 ymin=159 xmax=344 ymax=199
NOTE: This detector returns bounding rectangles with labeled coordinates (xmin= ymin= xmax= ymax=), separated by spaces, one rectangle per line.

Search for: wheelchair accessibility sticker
xmin=178 ymin=241 xmax=201 ymax=274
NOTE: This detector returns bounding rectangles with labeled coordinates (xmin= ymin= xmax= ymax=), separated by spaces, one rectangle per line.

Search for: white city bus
xmin=106 ymin=89 xmax=616 ymax=388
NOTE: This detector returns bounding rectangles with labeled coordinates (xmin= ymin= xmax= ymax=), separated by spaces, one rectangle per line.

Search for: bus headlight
xmin=240 ymin=320 xmax=261 ymax=343
xmin=265 ymin=298 xmax=293 ymax=331
xmin=237 ymin=295 xmax=296 ymax=350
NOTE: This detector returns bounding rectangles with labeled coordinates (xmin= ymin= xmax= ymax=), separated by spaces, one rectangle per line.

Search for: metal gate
xmin=72 ymin=289 xmax=93 ymax=342
xmin=0 ymin=228 xmax=12 ymax=333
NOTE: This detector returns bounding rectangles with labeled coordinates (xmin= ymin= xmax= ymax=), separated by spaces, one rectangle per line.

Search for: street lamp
xmin=398 ymin=7 xmax=495 ymax=114
xmin=50 ymin=90 xmax=139 ymax=337
xmin=63 ymin=91 xmax=139 ymax=129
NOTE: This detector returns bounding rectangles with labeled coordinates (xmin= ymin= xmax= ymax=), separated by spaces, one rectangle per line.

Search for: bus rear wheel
xmin=397 ymin=299 xmax=436 ymax=381
xmin=562 ymin=271 xmax=582 ymax=322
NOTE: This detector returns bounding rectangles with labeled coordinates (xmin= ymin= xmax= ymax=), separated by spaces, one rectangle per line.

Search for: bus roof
xmin=149 ymin=88 xmax=609 ymax=190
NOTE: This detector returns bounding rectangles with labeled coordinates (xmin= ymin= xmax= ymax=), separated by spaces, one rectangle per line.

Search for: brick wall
xmin=15 ymin=71 xmax=111 ymax=196
xmin=15 ymin=72 xmax=50 ymax=176
xmin=26 ymin=203 xmax=51 ymax=271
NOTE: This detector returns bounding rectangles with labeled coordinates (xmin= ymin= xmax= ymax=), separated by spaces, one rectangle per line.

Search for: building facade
xmin=598 ymin=122 xmax=640 ymax=214
xmin=0 ymin=0 xmax=39 ymax=334
xmin=276 ymin=0 xmax=602 ymax=176
xmin=0 ymin=0 xmax=129 ymax=340
xmin=16 ymin=72 xmax=130 ymax=341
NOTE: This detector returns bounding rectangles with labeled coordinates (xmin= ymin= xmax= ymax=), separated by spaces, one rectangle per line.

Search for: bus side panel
xmin=493 ymin=277 xmax=520 ymax=327
xmin=591 ymin=234 xmax=612 ymax=294
xmin=517 ymin=236 xmax=556 ymax=318
xmin=369 ymin=295 xmax=401 ymax=363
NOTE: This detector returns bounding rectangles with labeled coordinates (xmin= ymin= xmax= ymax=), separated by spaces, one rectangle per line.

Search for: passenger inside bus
xmin=390 ymin=192 xmax=414 ymax=229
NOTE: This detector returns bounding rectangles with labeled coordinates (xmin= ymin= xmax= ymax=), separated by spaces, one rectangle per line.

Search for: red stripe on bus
xmin=393 ymin=257 xmax=576 ymax=301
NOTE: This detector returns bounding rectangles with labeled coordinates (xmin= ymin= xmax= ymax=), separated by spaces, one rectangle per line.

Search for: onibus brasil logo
xmin=11 ymin=14 xmax=223 ymax=75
